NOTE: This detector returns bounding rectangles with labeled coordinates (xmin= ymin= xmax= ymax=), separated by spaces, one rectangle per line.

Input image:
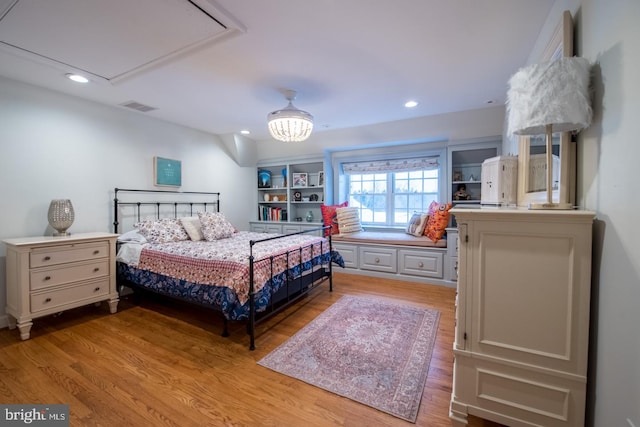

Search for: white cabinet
xmin=250 ymin=222 xmax=283 ymax=234
xmin=250 ymin=221 xmax=323 ymax=236
xmin=331 ymin=228 xmax=459 ymax=287
xmin=3 ymin=232 xmax=119 ymax=340
xmin=449 ymin=208 xmax=594 ymax=427
xmin=480 ymin=155 xmax=518 ymax=206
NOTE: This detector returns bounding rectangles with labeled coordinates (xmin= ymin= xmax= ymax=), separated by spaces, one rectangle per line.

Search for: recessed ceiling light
xmin=404 ymin=100 xmax=418 ymax=108
xmin=66 ymin=73 xmax=89 ymax=83
xmin=240 ymin=130 xmax=250 ymax=135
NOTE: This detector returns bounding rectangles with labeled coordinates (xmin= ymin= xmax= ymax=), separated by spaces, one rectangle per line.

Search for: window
xmin=343 ymin=157 xmax=440 ymax=227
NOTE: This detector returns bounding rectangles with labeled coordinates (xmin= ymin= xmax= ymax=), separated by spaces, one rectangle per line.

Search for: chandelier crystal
xmin=267 ymin=90 xmax=313 ymax=142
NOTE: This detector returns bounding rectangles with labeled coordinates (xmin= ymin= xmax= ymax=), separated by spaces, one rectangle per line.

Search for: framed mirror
xmin=516 ymin=10 xmax=576 ymax=207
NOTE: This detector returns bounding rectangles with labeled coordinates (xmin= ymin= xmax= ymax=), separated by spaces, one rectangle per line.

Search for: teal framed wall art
xmin=154 ymin=156 xmax=182 ymax=187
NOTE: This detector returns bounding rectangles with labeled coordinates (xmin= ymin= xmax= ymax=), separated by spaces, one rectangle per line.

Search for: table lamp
xmin=507 ymin=56 xmax=592 ymax=209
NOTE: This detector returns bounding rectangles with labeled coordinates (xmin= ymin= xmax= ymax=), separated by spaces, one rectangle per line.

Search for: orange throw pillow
xmin=424 ymin=201 xmax=452 ymax=242
xmin=321 ymin=202 xmax=348 ymax=236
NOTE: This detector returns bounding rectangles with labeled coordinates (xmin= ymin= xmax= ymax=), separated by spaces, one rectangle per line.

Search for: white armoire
xmin=449 ymin=208 xmax=594 ymax=427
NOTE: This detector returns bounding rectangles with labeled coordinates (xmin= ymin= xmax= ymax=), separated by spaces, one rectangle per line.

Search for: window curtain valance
xmin=342 ymin=157 xmax=439 ymax=174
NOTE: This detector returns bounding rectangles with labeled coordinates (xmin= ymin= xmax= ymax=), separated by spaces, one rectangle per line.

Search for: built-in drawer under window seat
xmin=331 ymin=228 xmax=458 ymax=287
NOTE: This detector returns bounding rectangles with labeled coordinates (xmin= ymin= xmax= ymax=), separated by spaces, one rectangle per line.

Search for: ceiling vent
xmin=0 ymin=0 xmax=245 ymax=83
xmin=120 ymin=101 xmax=157 ymax=113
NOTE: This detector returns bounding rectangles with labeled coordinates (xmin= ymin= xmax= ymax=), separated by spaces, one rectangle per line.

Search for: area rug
xmin=257 ymin=295 xmax=440 ymax=423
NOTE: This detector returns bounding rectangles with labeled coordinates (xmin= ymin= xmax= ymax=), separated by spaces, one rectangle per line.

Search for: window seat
xmin=332 ymin=231 xmax=447 ymax=248
xmin=331 ymin=228 xmax=458 ymax=288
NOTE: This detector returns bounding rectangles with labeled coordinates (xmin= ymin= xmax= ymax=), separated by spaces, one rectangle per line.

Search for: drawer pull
xmin=44 ymin=297 xmax=52 ymax=303
xmin=43 ymin=256 xmax=51 ymax=261
xmin=93 ymin=267 xmax=100 ymax=272
xmin=44 ymin=276 xmax=51 ymax=281
xmin=375 ymin=257 xmax=380 ymax=263
xmin=93 ymin=250 xmax=100 ymax=255
xmin=94 ymin=287 xmax=101 ymax=292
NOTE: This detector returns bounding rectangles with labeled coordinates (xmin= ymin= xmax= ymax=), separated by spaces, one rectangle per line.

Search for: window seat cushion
xmin=332 ymin=231 xmax=446 ymax=248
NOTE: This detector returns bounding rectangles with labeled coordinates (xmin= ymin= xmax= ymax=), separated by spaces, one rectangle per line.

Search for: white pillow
xmin=336 ymin=207 xmax=363 ymax=235
xmin=117 ymin=230 xmax=148 ymax=244
xmin=180 ymin=216 xmax=204 ymax=241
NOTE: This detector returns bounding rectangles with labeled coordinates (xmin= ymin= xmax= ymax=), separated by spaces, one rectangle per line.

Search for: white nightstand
xmin=3 ymin=232 xmax=119 ymax=340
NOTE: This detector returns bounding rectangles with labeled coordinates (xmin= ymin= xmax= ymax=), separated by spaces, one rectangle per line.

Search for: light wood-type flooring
xmin=0 ymin=272 xmax=503 ymax=426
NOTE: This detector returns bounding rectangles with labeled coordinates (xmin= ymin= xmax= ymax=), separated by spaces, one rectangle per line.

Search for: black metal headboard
xmin=113 ymin=187 xmax=220 ymax=233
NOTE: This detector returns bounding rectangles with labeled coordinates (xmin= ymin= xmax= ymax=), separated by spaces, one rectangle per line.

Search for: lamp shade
xmin=267 ymin=90 xmax=313 ymax=142
xmin=507 ymin=57 xmax=592 ymax=136
xmin=47 ymin=199 xmax=74 ymax=236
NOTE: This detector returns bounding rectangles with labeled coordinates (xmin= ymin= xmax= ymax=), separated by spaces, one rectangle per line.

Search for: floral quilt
xmin=117 ymin=231 xmax=344 ymax=320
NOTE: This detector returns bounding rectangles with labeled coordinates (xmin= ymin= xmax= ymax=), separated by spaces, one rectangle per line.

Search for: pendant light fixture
xmin=267 ymin=90 xmax=313 ymax=142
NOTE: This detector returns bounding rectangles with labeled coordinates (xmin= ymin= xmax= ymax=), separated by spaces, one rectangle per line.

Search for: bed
xmin=113 ymin=188 xmax=343 ymax=350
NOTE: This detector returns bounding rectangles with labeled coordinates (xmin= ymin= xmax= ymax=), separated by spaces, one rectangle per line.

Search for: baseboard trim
xmin=0 ymin=314 xmax=8 ymax=329
xmin=335 ymin=268 xmax=457 ymax=288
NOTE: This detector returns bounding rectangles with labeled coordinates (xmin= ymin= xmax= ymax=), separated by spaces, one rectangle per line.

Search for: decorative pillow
xmin=405 ymin=212 xmax=428 ymax=237
xmin=197 ymin=211 xmax=236 ymax=241
xmin=320 ymin=201 xmax=348 ymax=236
xmin=134 ymin=218 xmax=189 ymax=244
xmin=180 ymin=216 xmax=204 ymax=241
xmin=424 ymin=201 xmax=452 ymax=242
xmin=336 ymin=207 xmax=363 ymax=235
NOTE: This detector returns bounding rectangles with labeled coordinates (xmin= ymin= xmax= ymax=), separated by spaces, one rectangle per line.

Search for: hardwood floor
xmin=0 ymin=272 xmax=503 ymax=426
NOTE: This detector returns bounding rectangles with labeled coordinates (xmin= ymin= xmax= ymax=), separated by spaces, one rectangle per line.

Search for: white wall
xmin=578 ymin=0 xmax=640 ymax=425
xmin=0 ymin=77 xmax=255 ymax=324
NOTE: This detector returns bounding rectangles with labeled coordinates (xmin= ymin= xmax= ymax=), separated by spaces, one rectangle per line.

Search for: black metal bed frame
xmin=113 ymin=187 xmax=333 ymax=350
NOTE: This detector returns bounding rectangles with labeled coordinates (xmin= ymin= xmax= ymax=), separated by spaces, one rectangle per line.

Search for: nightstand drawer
xmin=359 ymin=247 xmax=397 ymax=273
xmin=30 ymin=260 xmax=109 ymax=290
xmin=31 ymin=278 xmax=110 ymax=313
xmin=30 ymin=242 xmax=109 ymax=268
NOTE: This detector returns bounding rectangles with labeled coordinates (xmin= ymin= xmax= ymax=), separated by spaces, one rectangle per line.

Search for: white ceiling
xmin=0 ymin=0 xmax=556 ymax=141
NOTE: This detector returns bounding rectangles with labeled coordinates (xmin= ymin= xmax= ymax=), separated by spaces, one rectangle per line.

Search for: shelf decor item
xmin=292 ymin=172 xmax=308 ymax=187
xmin=267 ymin=90 xmax=314 ymax=142
xmin=47 ymin=199 xmax=75 ymax=236
xmin=507 ymin=56 xmax=592 ymax=209
xmin=258 ymin=170 xmax=272 ymax=188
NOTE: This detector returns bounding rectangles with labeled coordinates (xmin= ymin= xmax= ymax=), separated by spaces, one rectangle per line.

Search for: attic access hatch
xmin=0 ymin=0 xmax=244 ymax=83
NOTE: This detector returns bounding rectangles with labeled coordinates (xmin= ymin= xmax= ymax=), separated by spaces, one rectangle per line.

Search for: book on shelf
xmin=259 ymin=206 xmax=287 ymax=222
